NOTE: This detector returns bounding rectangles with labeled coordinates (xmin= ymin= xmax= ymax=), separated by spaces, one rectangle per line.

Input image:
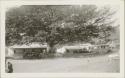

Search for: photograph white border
xmin=0 ymin=0 xmax=124 ymax=78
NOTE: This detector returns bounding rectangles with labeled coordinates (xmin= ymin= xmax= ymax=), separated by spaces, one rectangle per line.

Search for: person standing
xmin=7 ymin=62 xmax=13 ymax=73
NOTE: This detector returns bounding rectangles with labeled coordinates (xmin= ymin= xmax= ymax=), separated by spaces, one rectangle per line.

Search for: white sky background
xmin=5 ymin=4 xmax=120 ymax=26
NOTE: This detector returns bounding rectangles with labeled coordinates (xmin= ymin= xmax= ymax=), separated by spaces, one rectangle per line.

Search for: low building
xmin=6 ymin=43 xmax=48 ymax=59
xmin=56 ymin=43 xmax=92 ymax=54
xmin=56 ymin=43 xmax=111 ymax=55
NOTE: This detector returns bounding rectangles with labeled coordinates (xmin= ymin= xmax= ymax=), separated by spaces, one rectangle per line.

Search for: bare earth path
xmin=9 ymin=53 xmax=120 ymax=73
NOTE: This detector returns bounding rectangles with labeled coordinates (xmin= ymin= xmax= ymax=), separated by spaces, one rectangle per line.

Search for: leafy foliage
xmin=6 ymin=5 xmax=116 ymax=50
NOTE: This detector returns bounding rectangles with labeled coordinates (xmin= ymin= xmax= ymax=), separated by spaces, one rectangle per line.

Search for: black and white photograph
xmin=0 ymin=0 xmax=124 ymax=78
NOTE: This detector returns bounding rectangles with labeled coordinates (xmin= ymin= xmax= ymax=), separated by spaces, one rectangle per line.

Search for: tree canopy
xmin=6 ymin=5 xmax=118 ymax=52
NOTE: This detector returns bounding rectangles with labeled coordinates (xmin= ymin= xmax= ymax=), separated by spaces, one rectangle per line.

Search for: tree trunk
xmin=47 ymin=44 xmax=56 ymax=57
xmin=47 ymin=44 xmax=56 ymax=53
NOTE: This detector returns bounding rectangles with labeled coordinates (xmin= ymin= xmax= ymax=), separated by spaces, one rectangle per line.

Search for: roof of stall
xmin=64 ymin=43 xmax=92 ymax=49
xmin=9 ymin=43 xmax=47 ymax=49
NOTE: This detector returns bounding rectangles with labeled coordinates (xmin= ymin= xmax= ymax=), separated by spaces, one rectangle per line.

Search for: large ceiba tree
xmin=6 ymin=5 xmax=117 ymax=53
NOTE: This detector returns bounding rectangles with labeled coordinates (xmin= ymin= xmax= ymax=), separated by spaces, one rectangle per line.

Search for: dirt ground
xmin=7 ymin=52 xmax=120 ymax=73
